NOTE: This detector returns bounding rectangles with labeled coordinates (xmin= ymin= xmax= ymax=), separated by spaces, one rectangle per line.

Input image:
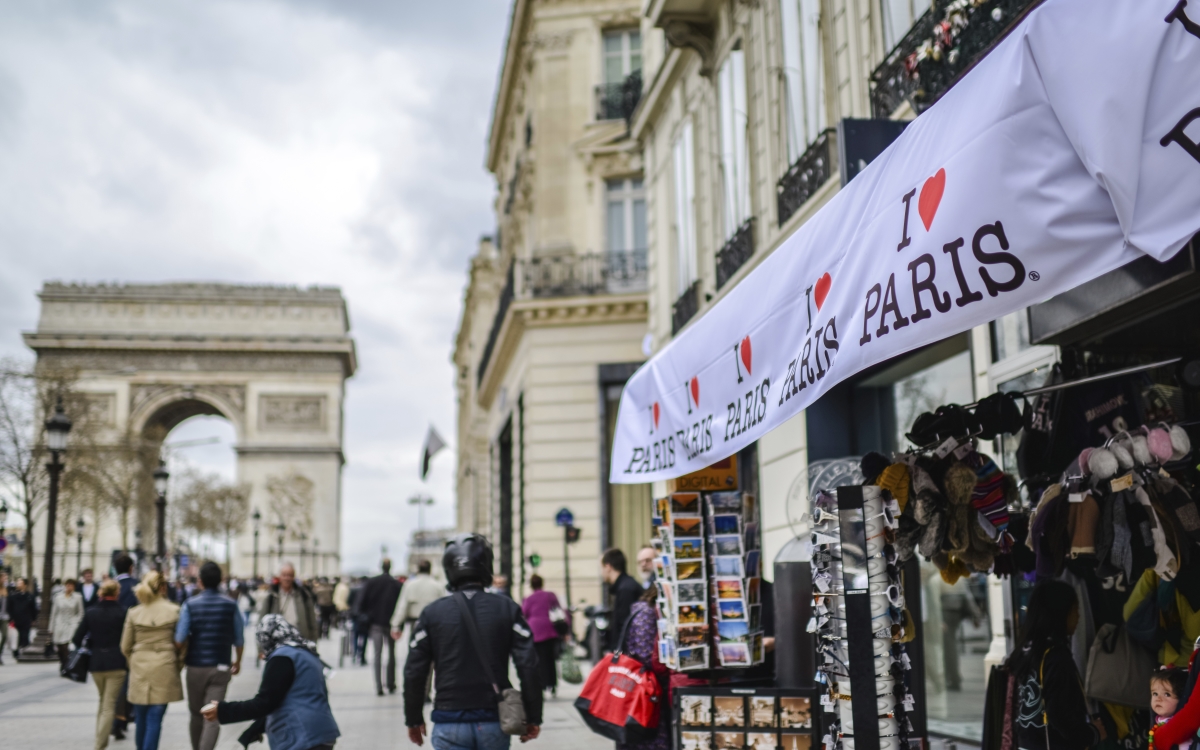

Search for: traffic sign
xmin=555 ymin=508 xmax=574 ymax=527
xmin=529 ymin=553 xmax=542 ymax=568
xmin=0 ymin=537 xmax=7 ymax=552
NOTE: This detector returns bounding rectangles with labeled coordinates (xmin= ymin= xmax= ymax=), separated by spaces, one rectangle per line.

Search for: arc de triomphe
xmin=24 ymin=282 xmax=356 ymax=577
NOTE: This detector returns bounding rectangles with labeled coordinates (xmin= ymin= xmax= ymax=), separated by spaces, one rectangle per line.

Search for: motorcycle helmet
xmin=442 ymin=533 xmax=494 ymax=589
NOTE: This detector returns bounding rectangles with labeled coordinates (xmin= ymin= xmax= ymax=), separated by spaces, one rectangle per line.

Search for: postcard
xmin=680 ymin=694 xmax=713 ymax=726
xmin=676 ymin=560 xmax=705 ymax=580
xmin=671 ymin=492 xmax=702 ymax=515
xmin=655 ymin=497 xmax=670 ymax=522
xmin=719 ymin=642 xmax=751 ymax=666
xmin=658 ymin=555 xmax=672 ymax=579
xmin=747 ymin=732 xmax=779 ymax=750
xmin=752 ymin=633 xmax=764 ymax=663
xmin=713 ymin=556 xmax=743 ymax=577
xmin=714 ymin=732 xmax=745 ymax=750
xmin=709 ymin=491 xmax=743 ymax=515
xmin=716 ymin=578 xmax=744 ymax=600
xmin=677 ymin=581 xmax=706 ymax=603
xmin=748 ymin=604 xmax=761 ymax=631
xmin=678 ymin=646 xmax=708 ymax=671
xmin=779 ymin=696 xmax=812 ymax=728
xmin=674 ymin=516 xmax=703 ymax=537
xmin=677 ymin=604 xmax=707 ymax=626
xmin=746 ymin=577 xmax=761 ymax=605
xmin=653 ymin=556 xmax=667 ymax=579
xmin=658 ymin=637 xmax=675 ymax=662
xmin=652 ymin=537 xmax=663 ymax=553
xmin=714 ymin=696 xmax=744 ymax=726
xmin=718 ymin=598 xmax=747 ymax=620
xmin=675 ymin=538 xmax=704 ymax=560
xmin=714 ymin=534 xmax=742 ymax=556
xmin=744 ymin=522 xmax=760 ymax=551
xmin=712 ymin=514 xmax=741 ymax=535
xmin=677 ymin=625 xmax=708 ymax=647
xmin=745 ymin=550 xmax=761 ymax=578
xmin=780 ymin=732 xmax=813 ymax=750
xmin=680 ymin=731 xmax=713 ymax=750
xmin=749 ymin=696 xmax=776 ymax=728
xmin=717 ymin=620 xmax=749 ymax=643
xmin=743 ymin=493 xmax=758 ymax=523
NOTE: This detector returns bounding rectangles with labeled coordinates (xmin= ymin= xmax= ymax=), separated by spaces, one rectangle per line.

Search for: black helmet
xmin=442 ymin=533 xmax=494 ymax=589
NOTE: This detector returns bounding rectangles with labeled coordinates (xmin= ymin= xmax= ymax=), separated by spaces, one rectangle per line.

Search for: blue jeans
xmin=132 ymin=703 xmax=168 ymax=750
xmin=431 ymin=721 xmax=510 ymax=750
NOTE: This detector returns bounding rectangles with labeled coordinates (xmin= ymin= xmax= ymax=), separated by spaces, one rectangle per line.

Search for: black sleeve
xmin=510 ymin=605 xmax=544 ymax=726
xmin=403 ymin=610 xmax=435 ymax=727
xmin=72 ymin=612 xmax=89 ymax=649
xmin=217 ymin=655 xmax=295 ymax=725
xmin=1043 ymin=647 xmax=1099 ymax=750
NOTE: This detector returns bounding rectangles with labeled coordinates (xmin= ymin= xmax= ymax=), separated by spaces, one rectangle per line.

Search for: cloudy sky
xmin=0 ymin=2 xmax=512 ymax=572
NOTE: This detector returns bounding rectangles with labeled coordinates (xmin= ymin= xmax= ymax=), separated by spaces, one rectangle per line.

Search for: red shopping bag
xmin=574 ymin=617 xmax=662 ymax=742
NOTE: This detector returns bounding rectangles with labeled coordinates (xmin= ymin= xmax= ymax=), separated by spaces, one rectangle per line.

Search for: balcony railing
xmin=777 ymin=128 xmax=835 ymax=227
xmin=672 ymin=280 xmax=702 ymax=335
xmin=871 ymin=0 xmax=1042 ymax=118
xmin=477 ymin=263 xmax=514 ymax=386
xmin=715 ymin=218 xmax=755 ymax=290
xmin=595 ymin=71 xmax=644 ymax=123
xmin=521 ymin=249 xmax=648 ymax=298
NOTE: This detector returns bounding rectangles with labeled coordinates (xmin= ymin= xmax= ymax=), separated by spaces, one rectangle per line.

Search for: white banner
xmin=611 ymin=0 xmax=1200 ymax=484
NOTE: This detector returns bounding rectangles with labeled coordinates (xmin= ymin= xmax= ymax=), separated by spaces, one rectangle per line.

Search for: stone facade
xmin=24 ymin=282 xmax=355 ymax=578
xmin=455 ymin=0 xmax=652 ymax=608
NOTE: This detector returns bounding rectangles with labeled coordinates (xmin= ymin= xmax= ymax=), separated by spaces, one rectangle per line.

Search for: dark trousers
xmin=319 ymin=606 xmax=335 ymax=639
xmin=369 ymin=624 xmax=396 ymax=692
xmin=14 ymin=622 xmax=32 ymax=652
xmin=56 ymin=643 xmax=71 ymax=669
xmin=534 ymin=638 xmax=558 ymax=693
xmin=352 ymin=619 xmax=368 ymax=664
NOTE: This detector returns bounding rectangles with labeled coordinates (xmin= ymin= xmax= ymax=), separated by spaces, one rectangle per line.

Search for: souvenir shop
xmin=603 ymin=5 xmax=1199 ymax=749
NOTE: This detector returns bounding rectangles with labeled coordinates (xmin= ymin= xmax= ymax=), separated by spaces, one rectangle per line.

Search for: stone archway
xmin=24 ymin=282 xmax=356 ymax=577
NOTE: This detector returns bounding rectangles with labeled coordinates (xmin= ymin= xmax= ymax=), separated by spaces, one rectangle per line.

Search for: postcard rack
xmin=674 ymin=686 xmax=816 ymax=750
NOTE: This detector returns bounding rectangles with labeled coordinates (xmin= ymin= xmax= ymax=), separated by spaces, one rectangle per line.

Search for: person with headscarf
xmin=200 ymin=614 xmax=340 ymax=750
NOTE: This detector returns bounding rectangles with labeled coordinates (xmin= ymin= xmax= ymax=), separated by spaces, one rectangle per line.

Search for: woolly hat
xmin=1088 ymin=447 xmax=1119 ymax=480
xmin=1111 ymin=439 xmax=1134 ymax=471
xmin=1149 ymin=427 xmax=1175 ymax=464
xmin=1131 ymin=435 xmax=1152 ymax=467
xmin=875 ymin=463 xmax=911 ymax=512
xmin=1170 ymin=424 xmax=1193 ymax=461
xmin=962 ymin=452 xmax=1010 ymax=533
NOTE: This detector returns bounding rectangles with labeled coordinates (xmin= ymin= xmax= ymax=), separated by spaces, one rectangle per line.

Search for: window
xmin=779 ymin=0 xmax=827 ymax=164
xmin=606 ymin=178 xmax=647 ymax=253
xmin=718 ymin=49 xmax=751 ymax=240
xmin=604 ymin=29 xmax=642 ymax=84
xmin=672 ymin=120 xmax=697 ymax=296
xmin=880 ymin=0 xmax=933 ymax=51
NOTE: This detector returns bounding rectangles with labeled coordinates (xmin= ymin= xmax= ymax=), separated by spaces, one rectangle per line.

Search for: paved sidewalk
xmin=0 ymin=634 xmax=612 ymax=749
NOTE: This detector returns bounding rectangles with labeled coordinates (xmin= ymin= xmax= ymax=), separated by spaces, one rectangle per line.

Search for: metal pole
xmin=29 ymin=451 xmax=63 ymax=653
xmin=563 ymin=525 xmax=572 ymax=611
xmin=76 ymin=533 xmax=83 ymax=578
xmin=253 ymin=528 xmax=260 ymax=579
xmin=155 ymin=492 xmax=166 ymax=572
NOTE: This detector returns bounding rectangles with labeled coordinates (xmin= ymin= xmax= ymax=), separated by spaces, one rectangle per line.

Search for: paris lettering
xmin=623 ymin=414 xmax=714 ymax=474
xmin=725 ymin=377 xmax=770 ymax=442
xmin=1161 ymin=2 xmax=1200 ymax=165
xmin=778 ymin=317 xmax=840 ymax=406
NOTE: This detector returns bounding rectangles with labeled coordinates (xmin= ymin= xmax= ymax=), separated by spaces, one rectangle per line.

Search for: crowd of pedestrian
xmin=0 ymin=532 xmax=699 ymax=750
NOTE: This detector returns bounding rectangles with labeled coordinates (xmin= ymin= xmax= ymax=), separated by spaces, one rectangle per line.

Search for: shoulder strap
xmin=453 ymin=592 xmax=501 ymax=695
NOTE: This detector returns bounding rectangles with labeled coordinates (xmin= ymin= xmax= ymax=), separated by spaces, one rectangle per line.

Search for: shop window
xmin=990 ymin=309 xmax=1032 ymax=363
xmin=673 ymin=120 xmax=698 ymax=296
xmin=892 ymin=350 xmax=973 ymax=450
xmin=779 ymin=0 xmax=827 ymax=164
xmin=718 ymin=49 xmax=751 ymax=240
xmin=606 ymin=178 xmax=647 ymax=253
xmin=880 ymin=0 xmax=934 ymax=51
xmin=603 ymin=29 xmax=642 ymax=84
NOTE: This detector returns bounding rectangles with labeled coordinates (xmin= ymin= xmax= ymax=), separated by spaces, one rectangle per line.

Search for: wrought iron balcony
xmin=672 ymin=280 xmax=702 ymax=336
xmin=595 ymin=71 xmax=644 ymax=123
xmin=871 ymin=0 xmax=1042 ymax=118
xmin=477 ymin=263 xmax=514 ymax=387
xmin=520 ymin=249 xmax=648 ymax=299
xmin=715 ymin=218 xmax=755 ymax=290
xmin=777 ymin=128 xmax=835 ymax=227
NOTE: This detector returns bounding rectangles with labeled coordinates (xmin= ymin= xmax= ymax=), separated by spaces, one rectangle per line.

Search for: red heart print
xmin=918 ymin=168 xmax=945 ymax=231
xmin=740 ymin=336 xmax=752 ymax=375
xmin=690 ymin=377 xmax=700 ymax=407
xmin=814 ymin=273 xmax=832 ymax=311
xmin=653 ymin=402 xmax=660 ymax=429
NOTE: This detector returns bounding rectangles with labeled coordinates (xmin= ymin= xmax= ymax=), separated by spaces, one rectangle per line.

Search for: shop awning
xmin=610 ymin=0 xmax=1200 ymax=484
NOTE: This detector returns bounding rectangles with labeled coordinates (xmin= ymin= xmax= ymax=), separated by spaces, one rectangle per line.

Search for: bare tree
xmin=71 ymin=424 xmax=162 ymax=554
xmin=170 ymin=466 xmax=250 ymax=567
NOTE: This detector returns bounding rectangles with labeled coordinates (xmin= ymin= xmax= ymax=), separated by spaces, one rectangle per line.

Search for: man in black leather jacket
xmin=403 ymin=533 xmax=542 ymax=747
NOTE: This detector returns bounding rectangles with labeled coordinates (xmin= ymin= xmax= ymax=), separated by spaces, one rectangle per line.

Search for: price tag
xmin=934 ymin=436 xmax=959 ymax=458
xmin=953 ymin=442 xmax=974 ymax=460
xmin=1068 ymin=493 xmax=1085 ymax=504
xmin=1111 ymin=473 xmax=1134 ymax=492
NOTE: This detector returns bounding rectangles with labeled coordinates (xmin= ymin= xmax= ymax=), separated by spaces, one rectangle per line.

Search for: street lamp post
xmin=276 ymin=523 xmax=285 ymax=570
xmin=20 ymin=397 xmax=71 ymax=661
xmin=313 ymin=537 xmax=320 ymax=577
xmin=408 ymin=494 xmax=434 ymax=533
xmin=299 ymin=533 xmax=308 ymax=577
xmin=153 ymin=460 xmax=170 ymax=572
xmin=76 ymin=517 xmax=85 ymax=578
xmin=0 ymin=500 xmax=9 ymax=575
xmin=252 ymin=509 xmax=261 ymax=580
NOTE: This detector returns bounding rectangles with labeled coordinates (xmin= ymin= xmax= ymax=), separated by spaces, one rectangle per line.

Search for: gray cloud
xmin=0 ymin=0 xmax=509 ymax=571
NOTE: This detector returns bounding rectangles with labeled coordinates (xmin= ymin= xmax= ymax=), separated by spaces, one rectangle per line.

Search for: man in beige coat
xmin=120 ymin=571 xmax=183 ymax=750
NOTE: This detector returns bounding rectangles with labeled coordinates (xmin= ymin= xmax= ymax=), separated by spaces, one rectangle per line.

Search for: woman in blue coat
xmin=201 ymin=615 xmax=340 ymax=750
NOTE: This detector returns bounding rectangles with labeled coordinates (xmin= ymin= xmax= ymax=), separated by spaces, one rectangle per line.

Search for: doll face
xmin=1152 ymin=679 xmax=1180 ymax=718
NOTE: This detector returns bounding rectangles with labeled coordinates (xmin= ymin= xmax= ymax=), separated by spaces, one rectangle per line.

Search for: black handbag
xmin=62 ymin=638 xmax=90 ymax=683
